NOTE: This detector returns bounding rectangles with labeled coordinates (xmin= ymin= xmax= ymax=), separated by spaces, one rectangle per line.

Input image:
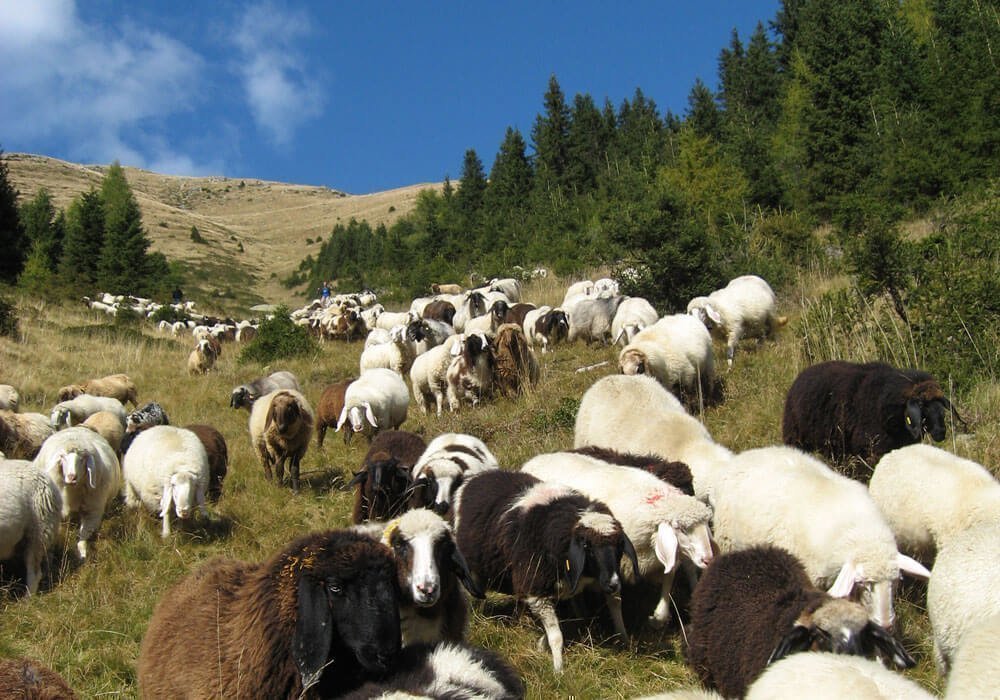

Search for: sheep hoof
xmin=647 ymin=614 xmax=669 ymax=630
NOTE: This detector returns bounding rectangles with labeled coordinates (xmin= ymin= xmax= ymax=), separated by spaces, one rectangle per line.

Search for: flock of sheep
xmin=0 ymin=271 xmax=996 ymax=699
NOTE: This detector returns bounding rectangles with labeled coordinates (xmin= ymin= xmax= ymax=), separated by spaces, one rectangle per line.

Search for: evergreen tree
xmin=771 ymin=0 xmax=805 ymax=73
xmin=531 ymin=74 xmax=572 ymax=197
xmin=97 ymin=162 xmax=154 ymax=294
xmin=685 ymin=79 xmax=723 ymax=141
xmin=19 ymin=188 xmax=63 ymax=273
xmin=455 ymin=149 xmax=487 ymax=222
xmin=486 ymin=127 xmax=533 ymax=214
xmin=614 ymin=88 xmax=665 ymax=175
xmin=566 ymin=93 xmax=607 ymax=195
xmin=60 ymin=190 xmax=105 ymax=288
xmin=0 ymin=150 xmax=26 ymax=282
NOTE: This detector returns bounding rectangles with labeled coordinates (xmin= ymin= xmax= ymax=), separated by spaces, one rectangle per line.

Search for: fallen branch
xmin=575 ymin=360 xmax=610 ymax=373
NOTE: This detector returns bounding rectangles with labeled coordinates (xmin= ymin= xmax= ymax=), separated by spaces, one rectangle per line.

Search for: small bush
xmin=190 ymin=226 xmax=206 ymax=244
xmin=0 ymin=297 xmax=19 ymax=338
xmin=238 ymin=306 xmax=317 ymax=365
xmin=150 ymin=306 xmax=189 ymax=324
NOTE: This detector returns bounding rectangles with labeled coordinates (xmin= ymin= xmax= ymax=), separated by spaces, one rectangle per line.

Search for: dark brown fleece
xmin=0 ymin=657 xmax=77 ymax=699
xmin=571 ymin=445 xmax=695 ymax=496
xmin=352 ymin=430 xmax=427 ymax=523
xmin=184 ymin=423 xmax=228 ymax=502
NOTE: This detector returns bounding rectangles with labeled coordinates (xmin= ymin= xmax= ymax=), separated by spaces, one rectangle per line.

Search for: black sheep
xmin=782 ymin=360 xmax=956 ymax=474
xmin=350 ymin=430 xmax=427 ymax=523
xmin=686 ymin=546 xmax=915 ymax=699
xmin=571 ymin=445 xmax=695 ymax=496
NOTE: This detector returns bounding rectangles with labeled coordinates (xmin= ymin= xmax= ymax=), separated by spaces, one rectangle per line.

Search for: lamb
xmin=446 ymin=330 xmax=495 ymax=410
xmin=336 ymin=368 xmax=410 ymax=442
xmin=522 ymin=451 xmax=714 ymax=628
xmin=523 ymin=305 xmax=570 ymax=353
xmin=454 ymin=469 xmax=638 ymax=672
xmin=0 ymin=384 xmax=19 ymax=412
xmin=80 ymin=410 xmax=125 ymax=454
xmin=341 ymin=641 xmax=524 ymax=700
xmin=782 ymin=360 xmax=956 ymax=473
xmin=316 ymin=378 xmax=356 ymax=447
xmin=618 ymin=313 xmax=715 ymax=409
xmin=187 ymin=337 xmax=219 ymax=374
xmin=492 ymin=323 xmax=539 ymax=398
xmin=359 ymin=324 xmax=417 ymax=375
xmin=746 ymin=652 xmax=934 ymax=700
xmin=352 ymin=509 xmax=483 ymax=645
xmin=50 ymin=394 xmax=127 ymax=431
xmin=573 ymin=374 xmax=734 ymax=500
xmin=137 ymin=529 xmax=402 ymax=698
xmin=122 ymin=425 xmax=210 ymax=538
xmin=567 ymin=296 xmax=624 ymax=344
xmin=927 ymin=522 xmax=1000 ymax=673
xmin=350 ymin=430 xmax=427 ymax=524
xmin=248 ymin=389 xmax=314 ymax=493
xmin=945 ymin=613 xmax=1000 ymax=699
xmin=410 ymin=432 xmax=500 ymax=517
xmin=709 ymin=446 xmax=931 ymax=629
xmin=687 ymin=546 xmax=916 ymax=699
xmin=57 ymin=373 xmax=138 ymax=407
xmin=0 ymin=410 xmax=55 ymax=460
xmin=868 ymin=444 xmax=1000 ymax=561
xmin=410 ymin=340 xmax=459 ymax=417
xmin=184 ymin=423 xmax=228 ymax=503
xmin=229 ymin=370 xmax=301 ymax=410
xmin=0 ymin=657 xmax=78 ymax=698
xmin=0 ymin=459 xmax=62 ymax=595
xmin=611 ymin=296 xmax=659 ymax=346
xmin=32 ymin=426 xmax=121 ymax=560
xmin=687 ymin=274 xmax=786 ymax=369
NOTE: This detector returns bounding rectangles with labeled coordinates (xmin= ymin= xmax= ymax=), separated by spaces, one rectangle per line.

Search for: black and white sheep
xmin=409 ymin=432 xmax=499 ymax=517
xmin=249 ymin=389 xmax=314 ymax=492
xmin=407 ymin=316 xmax=455 ymax=355
xmin=782 ymin=360 xmax=956 ymax=472
xmin=229 ymin=370 xmax=302 ymax=410
xmin=120 ymin=401 xmax=170 ymax=454
xmin=350 ymin=429 xmax=427 ymax=524
xmin=571 ymin=445 xmax=695 ymax=496
xmin=353 ymin=508 xmax=483 ymax=645
xmin=0 ymin=459 xmax=62 ymax=595
xmin=454 ymin=469 xmax=638 ymax=672
xmin=446 ymin=330 xmax=495 ymax=410
xmin=336 ymin=368 xmax=410 ymax=441
xmin=523 ymin=305 xmax=570 ymax=354
xmin=137 ymin=529 xmax=402 ymax=697
xmin=687 ymin=546 xmax=915 ymax=699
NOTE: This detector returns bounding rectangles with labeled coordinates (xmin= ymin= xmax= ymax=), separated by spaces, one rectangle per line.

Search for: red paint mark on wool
xmin=645 ymin=492 xmax=664 ymax=505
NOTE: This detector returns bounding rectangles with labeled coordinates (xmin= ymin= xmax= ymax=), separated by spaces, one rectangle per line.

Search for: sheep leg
xmin=290 ymin=455 xmax=300 ymax=494
xmin=275 ymin=456 xmax=285 ymax=485
xmin=317 ymin=424 xmax=326 ymax=447
xmin=161 ymin=511 xmax=172 ymax=539
xmin=24 ymin=545 xmax=43 ymax=596
xmin=650 ymin=569 xmax=678 ymax=628
xmin=605 ymin=593 xmax=629 ymax=644
xmin=527 ymin=596 xmax=564 ymax=673
xmin=76 ymin=507 xmax=104 ymax=560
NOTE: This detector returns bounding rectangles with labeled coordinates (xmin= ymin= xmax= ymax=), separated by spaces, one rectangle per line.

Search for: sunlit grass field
xmin=1 ymin=271 xmax=996 ymax=698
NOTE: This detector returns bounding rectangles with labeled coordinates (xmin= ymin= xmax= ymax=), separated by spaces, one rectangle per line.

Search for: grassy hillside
xmin=5 ymin=153 xmax=444 ymax=310
xmin=0 ymin=271 xmax=996 ymax=698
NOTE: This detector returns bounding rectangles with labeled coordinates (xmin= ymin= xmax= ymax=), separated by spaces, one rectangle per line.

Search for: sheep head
xmin=57 ymin=385 xmax=85 ymax=402
xmin=619 ymin=348 xmax=648 ymax=376
xmin=571 ymin=510 xmax=638 ymax=597
xmin=903 ymin=379 xmax=949 ymax=442
xmin=52 ymin=450 xmax=96 ymax=488
xmin=827 ymin=554 xmax=930 ymax=629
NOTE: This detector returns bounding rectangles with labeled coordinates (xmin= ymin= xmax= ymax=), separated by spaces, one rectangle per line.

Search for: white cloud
xmin=232 ymin=2 xmax=325 ymax=145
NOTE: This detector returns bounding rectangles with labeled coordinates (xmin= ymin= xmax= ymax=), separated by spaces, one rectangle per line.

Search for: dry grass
xmin=0 ymin=272 xmax=997 ymax=698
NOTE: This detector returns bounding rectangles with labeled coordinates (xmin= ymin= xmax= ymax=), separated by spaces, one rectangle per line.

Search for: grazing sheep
xmin=492 ymin=323 xmax=539 ymax=398
xmin=122 ymin=425 xmax=210 ymax=538
xmin=430 ymin=282 xmax=464 ymax=296
xmin=454 ymin=470 xmax=638 ymax=672
xmin=522 ymin=451 xmax=714 ymax=628
xmin=946 ymin=613 xmax=1000 ymax=699
xmin=687 ymin=274 xmax=786 ymax=369
xmin=709 ymin=446 xmax=931 ymax=629
xmin=186 ymin=337 xmax=218 ymax=374
xmin=406 ymin=317 xmax=454 ymax=356
xmin=0 ymin=410 xmax=55 ymax=460
xmin=375 ymin=309 xmax=418 ymax=331
xmin=341 ymin=641 xmax=524 ymax=700
xmin=571 ymin=446 xmax=695 ymax=496
xmin=229 ymin=370 xmax=301 ymax=410
xmin=687 ymin=546 xmax=915 ymax=699
xmin=567 ymin=296 xmax=624 ymax=344
xmin=782 ymin=361 xmax=955 ymax=472
xmin=80 ymin=410 xmax=125 ymax=455
xmin=869 ymin=444 xmax=1000 ymax=561
xmin=316 ymin=378 xmax=356 ymax=447
xmin=49 ymin=395 xmax=126 ymax=431
xmin=489 ymin=277 xmax=522 ymax=303
xmin=0 ymin=657 xmax=78 ymax=698
xmin=337 ymin=368 xmax=410 ymax=442
xmin=502 ymin=302 xmax=537 ymax=328
xmin=410 ymin=341 xmax=459 ymax=417
xmin=618 ymin=313 xmax=715 ymax=409
xmin=410 ymin=432 xmax=499 ymax=517
xmin=0 ymin=459 xmax=62 ymax=595
xmin=184 ymin=424 xmax=228 ymax=503
xmin=927 ymin=522 xmax=1000 ymax=673
xmin=574 ymin=374 xmax=734 ymax=500
xmin=249 ymin=389 xmax=314 ymax=493
xmin=57 ymin=373 xmax=137 ymax=407
xmin=446 ymin=331 xmax=495 ymax=410
xmin=746 ymin=652 xmax=934 ymax=700
xmin=137 ymin=529 xmax=402 ymax=698
xmin=353 ymin=509 xmax=483 ymax=645
xmin=124 ymin=401 xmax=169 ymax=433
xmin=33 ymin=427 xmax=121 ymax=559
xmin=0 ymin=384 xmax=19 ymax=412
xmin=611 ymin=296 xmax=659 ymax=346
xmin=359 ymin=324 xmax=417 ymax=375
xmin=350 ymin=430 xmax=427 ymax=524
xmin=523 ymin=306 xmax=570 ymax=353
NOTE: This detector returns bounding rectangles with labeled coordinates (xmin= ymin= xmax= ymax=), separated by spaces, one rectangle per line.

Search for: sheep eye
xmin=328 ymin=583 xmax=343 ymax=595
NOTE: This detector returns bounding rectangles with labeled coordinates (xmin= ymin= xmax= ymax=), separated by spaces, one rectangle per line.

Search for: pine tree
xmin=685 ymin=79 xmax=723 ymax=141
xmin=486 ymin=127 xmax=533 ymax=214
xmin=531 ymin=75 xmax=572 ymax=197
xmin=97 ymin=162 xmax=153 ymax=294
xmin=0 ymin=150 xmax=26 ymax=282
xmin=566 ymin=93 xmax=607 ymax=195
xmin=455 ymin=149 xmax=487 ymax=222
xmin=614 ymin=88 xmax=665 ymax=176
xmin=60 ymin=190 xmax=105 ymax=288
xmin=19 ymin=188 xmax=63 ymax=272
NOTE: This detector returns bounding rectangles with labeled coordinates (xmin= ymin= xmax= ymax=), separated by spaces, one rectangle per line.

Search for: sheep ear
xmin=622 ymin=533 xmax=640 ymax=578
xmin=346 ymin=470 xmax=368 ymax=488
xmin=264 ymin=404 xmax=275 ymax=431
xmin=564 ymin=534 xmax=587 ymax=595
xmin=293 ymin=574 xmax=333 ymax=693
xmin=653 ymin=523 xmax=679 ymax=573
xmin=827 ymin=560 xmax=859 ymax=598
xmin=159 ymin=480 xmax=173 ymax=518
xmin=335 ymin=406 xmax=348 ymax=431
xmin=863 ymin=621 xmax=916 ymax=669
xmin=364 ymin=402 xmax=378 ymax=428
xmin=904 ymin=400 xmax=923 ymax=439
xmin=767 ymin=624 xmax=814 ymax=666
xmin=897 ymin=553 xmax=931 ymax=580
xmin=704 ymin=304 xmax=722 ymax=325
xmin=450 ymin=338 xmax=464 ymax=357
xmin=450 ymin=541 xmax=485 ymax=599
xmin=85 ymin=453 xmax=96 ymax=489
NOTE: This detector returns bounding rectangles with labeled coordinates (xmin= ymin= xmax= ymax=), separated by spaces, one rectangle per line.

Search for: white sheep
xmin=32 ymin=426 xmax=121 ymax=559
xmin=566 ymin=296 xmax=624 ymax=344
xmin=375 ymin=309 xmax=418 ymax=331
xmin=488 ymin=277 xmax=522 ymax=303
xmin=410 ymin=338 xmax=461 ymax=416
xmin=450 ymin=291 xmax=489 ymax=333
xmin=745 ymin=652 xmax=936 ymax=700
xmin=610 ymin=296 xmax=658 ymax=346
xmin=0 ymin=459 xmax=62 ymax=595
xmin=50 ymin=394 xmax=127 ymax=431
xmin=687 ymin=274 xmax=785 ymax=369
xmin=573 ymin=374 xmax=733 ymax=500
xmin=0 ymin=384 xmax=19 ymax=412
xmin=187 ymin=338 xmax=218 ymax=375
xmin=359 ymin=324 xmax=416 ymax=375
xmin=618 ymin=313 xmax=715 ymax=410
xmin=927 ymin=521 xmax=1000 ymax=673
xmin=709 ymin=445 xmax=930 ymax=628
xmin=522 ymin=451 xmax=714 ymax=628
xmin=122 ymin=425 xmax=210 ymax=538
xmin=869 ymin=444 xmax=1000 ymax=561
xmin=0 ymin=410 xmax=55 ymax=460
xmin=336 ymin=368 xmax=410 ymax=440
xmin=946 ymin=613 xmax=1000 ymax=699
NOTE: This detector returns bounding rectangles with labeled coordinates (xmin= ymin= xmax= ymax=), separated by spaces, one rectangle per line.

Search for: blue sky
xmin=0 ymin=1 xmax=780 ymax=194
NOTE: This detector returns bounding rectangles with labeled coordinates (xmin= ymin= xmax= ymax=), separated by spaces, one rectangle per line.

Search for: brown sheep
xmin=0 ymin=657 xmax=78 ymax=699
xmin=249 ymin=389 xmax=314 ymax=493
xmin=57 ymin=373 xmax=137 ymax=407
xmin=422 ymin=299 xmax=457 ymax=325
xmin=80 ymin=410 xmax=125 ymax=455
xmin=137 ymin=529 xmax=402 ymax=698
xmin=430 ymin=283 xmax=463 ymax=295
xmin=503 ymin=302 xmax=537 ymax=328
xmin=492 ymin=323 xmax=539 ymax=398
xmin=316 ymin=378 xmax=356 ymax=447
xmin=349 ymin=430 xmax=427 ymax=523
xmin=184 ymin=424 xmax=228 ymax=502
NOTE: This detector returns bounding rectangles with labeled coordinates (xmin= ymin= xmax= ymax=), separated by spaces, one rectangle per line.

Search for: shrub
xmin=150 ymin=306 xmax=189 ymax=324
xmin=238 ymin=306 xmax=317 ymax=365
xmin=0 ymin=296 xmax=19 ymax=338
xmin=190 ymin=226 xmax=206 ymax=244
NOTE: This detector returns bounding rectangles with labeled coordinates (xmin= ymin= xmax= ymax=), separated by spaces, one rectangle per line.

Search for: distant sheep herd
xmin=0 ymin=271 xmax=993 ymax=699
